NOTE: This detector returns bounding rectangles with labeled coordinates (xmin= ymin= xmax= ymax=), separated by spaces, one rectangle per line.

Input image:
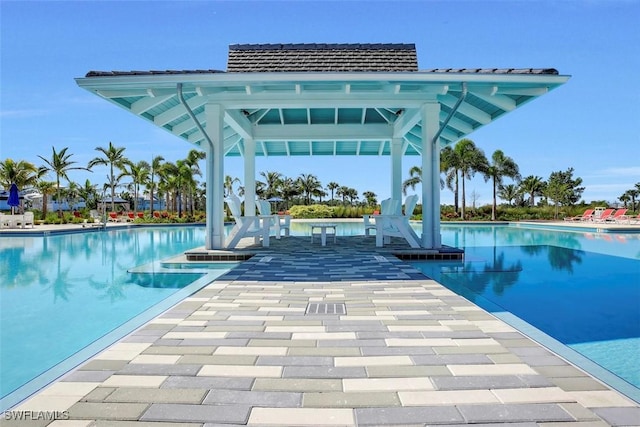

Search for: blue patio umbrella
xmin=8 ymin=183 xmax=20 ymax=214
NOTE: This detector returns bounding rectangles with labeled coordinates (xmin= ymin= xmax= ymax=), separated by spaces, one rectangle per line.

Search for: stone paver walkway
xmin=5 ymin=236 xmax=639 ymax=426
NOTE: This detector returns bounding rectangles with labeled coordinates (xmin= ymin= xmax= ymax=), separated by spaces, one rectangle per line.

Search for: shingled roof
xmin=226 ymin=43 xmax=418 ymax=72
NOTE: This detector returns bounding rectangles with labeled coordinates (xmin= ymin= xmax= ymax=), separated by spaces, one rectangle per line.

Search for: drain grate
xmin=306 ymin=303 xmax=346 ymax=315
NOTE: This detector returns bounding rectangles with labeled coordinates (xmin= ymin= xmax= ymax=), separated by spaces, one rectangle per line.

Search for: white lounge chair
xmin=256 ymin=200 xmax=291 ymax=238
xmin=224 ymin=194 xmax=271 ymax=248
xmin=363 ymin=198 xmax=399 ymax=236
xmin=21 ymin=212 xmax=34 ymax=228
xmin=375 ymin=194 xmax=421 ymax=248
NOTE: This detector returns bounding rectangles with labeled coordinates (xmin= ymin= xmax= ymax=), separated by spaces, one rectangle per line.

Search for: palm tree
xmin=260 ymin=171 xmax=283 ymax=200
xmin=149 ymin=155 xmax=165 ymax=216
xmin=184 ymin=149 xmax=205 ymax=215
xmin=519 ymin=175 xmax=545 ymax=207
xmin=38 ymin=146 xmax=90 ymax=216
xmin=441 ymin=145 xmax=461 ymax=213
xmin=88 ymin=142 xmax=127 ymax=213
xmin=327 ymin=182 xmax=339 ymax=204
xmin=297 ymin=173 xmax=322 ymax=205
xmin=77 ymin=179 xmax=99 ymax=210
xmin=280 ymin=177 xmax=301 ymax=209
xmin=0 ymin=158 xmax=40 ymax=189
xmin=498 ymin=184 xmax=520 ymax=206
xmin=124 ymin=160 xmax=150 ymax=213
xmin=336 ymin=186 xmax=349 ymax=204
xmin=224 ymin=175 xmax=241 ymax=197
xmin=362 ymin=191 xmax=377 ymax=206
xmin=36 ymin=180 xmax=56 ymax=219
xmin=402 ymin=166 xmax=423 ymax=195
xmin=482 ymin=149 xmax=520 ymax=221
xmin=454 ymin=138 xmax=487 ymax=220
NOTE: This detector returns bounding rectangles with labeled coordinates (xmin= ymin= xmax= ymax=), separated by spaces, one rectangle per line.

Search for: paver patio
xmin=4 ymin=234 xmax=639 ymax=426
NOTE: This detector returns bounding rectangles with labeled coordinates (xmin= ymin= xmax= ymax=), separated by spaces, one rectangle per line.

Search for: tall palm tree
xmin=441 ymin=145 xmax=461 ymax=213
xmin=36 ymin=180 xmax=56 ymax=219
xmin=124 ymin=160 xmax=150 ymax=213
xmin=327 ymin=182 xmax=339 ymax=204
xmin=38 ymin=146 xmax=90 ymax=216
xmin=0 ymin=158 xmax=40 ymax=189
xmin=519 ymin=175 xmax=545 ymax=207
xmin=149 ymin=155 xmax=165 ymax=216
xmin=297 ymin=173 xmax=321 ymax=205
xmin=482 ymin=149 xmax=520 ymax=221
xmin=336 ymin=186 xmax=349 ymax=204
xmin=280 ymin=177 xmax=300 ymax=209
xmin=454 ymin=138 xmax=487 ymax=219
xmin=260 ymin=171 xmax=283 ymax=200
xmin=184 ymin=149 xmax=205 ymax=215
xmin=88 ymin=142 xmax=127 ymax=213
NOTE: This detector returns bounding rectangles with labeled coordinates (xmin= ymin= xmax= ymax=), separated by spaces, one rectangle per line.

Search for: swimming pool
xmin=1 ymin=222 xmax=638 ymax=409
xmin=0 ymin=226 xmax=235 ymax=410
xmin=409 ymin=224 xmax=640 ymax=401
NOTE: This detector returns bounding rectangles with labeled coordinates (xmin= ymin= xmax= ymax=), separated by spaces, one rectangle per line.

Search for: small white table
xmin=309 ymin=223 xmax=338 ymax=246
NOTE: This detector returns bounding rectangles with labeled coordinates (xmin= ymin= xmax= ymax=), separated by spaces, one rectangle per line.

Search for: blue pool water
xmin=410 ymin=224 xmax=640 ymax=399
xmin=0 ymin=226 xmax=235 ymax=410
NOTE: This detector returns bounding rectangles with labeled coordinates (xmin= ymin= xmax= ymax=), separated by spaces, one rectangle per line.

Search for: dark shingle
xmin=226 ymin=43 xmax=418 ymax=72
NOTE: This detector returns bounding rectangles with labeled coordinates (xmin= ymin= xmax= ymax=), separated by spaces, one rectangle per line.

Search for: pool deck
xmin=3 ymin=222 xmax=640 ymax=426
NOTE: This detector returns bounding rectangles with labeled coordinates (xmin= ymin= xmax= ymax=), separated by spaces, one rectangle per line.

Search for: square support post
xmin=204 ymin=103 xmax=225 ymax=249
xmin=243 ymin=137 xmax=256 ymax=216
xmin=390 ymin=137 xmax=403 ymax=213
xmin=420 ymin=101 xmax=442 ymax=249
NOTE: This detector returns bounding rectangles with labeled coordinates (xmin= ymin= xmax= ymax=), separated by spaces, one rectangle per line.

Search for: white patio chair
xmin=224 ymin=194 xmax=271 ymax=248
xmin=363 ymin=198 xmax=399 ymax=236
xmin=375 ymin=194 xmax=421 ymax=248
xmin=21 ymin=212 xmax=34 ymax=228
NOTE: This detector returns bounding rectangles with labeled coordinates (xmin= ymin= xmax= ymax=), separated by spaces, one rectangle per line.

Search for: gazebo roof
xmin=76 ymin=43 xmax=569 ymax=157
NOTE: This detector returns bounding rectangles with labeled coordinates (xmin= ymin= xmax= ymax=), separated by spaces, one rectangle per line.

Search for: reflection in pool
xmin=410 ymin=224 xmax=640 ymax=394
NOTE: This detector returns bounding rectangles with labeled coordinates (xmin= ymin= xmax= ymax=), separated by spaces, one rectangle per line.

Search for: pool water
xmin=0 ymin=226 xmax=235 ymax=410
xmin=410 ymin=224 xmax=640 ymax=399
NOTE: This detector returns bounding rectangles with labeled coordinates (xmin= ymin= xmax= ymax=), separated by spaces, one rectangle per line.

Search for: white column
xmin=244 ymin=137 xmax=256 ymax=216
xmin=205 ymin=103 xmax=225 ymax=249
xmin=391 ymin=137 xmax=403 ymax=213
xmin=420 ymin=101 xmax=441 ymax=249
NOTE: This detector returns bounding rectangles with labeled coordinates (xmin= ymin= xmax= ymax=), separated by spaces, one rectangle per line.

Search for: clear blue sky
xmin=1 ymin=0 xmax=639 ymax=206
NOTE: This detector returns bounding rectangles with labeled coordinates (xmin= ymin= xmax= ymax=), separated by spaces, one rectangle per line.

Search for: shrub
xmin=288 ymin=204 xmax=334 ymax=219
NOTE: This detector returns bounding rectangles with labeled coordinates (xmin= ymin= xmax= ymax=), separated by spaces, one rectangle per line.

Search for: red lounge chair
xmin=108 ymin=212 xmax=118 ymax=222
xmin=594 ymin=208 xmax=615 ymax=222
xmin=563 ymin=208 xmax=594 ymax=221
xmin=127 ymin=212 xmax=135 ymax=221
xmin=137 ymin=212 xmax=144 ymax=219
xmin=153 ymin=211 xmax=160 ymax=219
xmin=606 ymin=208 xmax=627 ymax=222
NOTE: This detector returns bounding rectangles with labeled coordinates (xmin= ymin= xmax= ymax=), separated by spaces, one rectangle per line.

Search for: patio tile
xmin=303 ymin=391 xmax=400 ymax=407
xmin=203 ymin=390 xmax=302 ymax=407
xmin=398 ymin=389 xmax=499 ymax=405
xmin=198 ymin=365 xmax=282 ymax=377
xmin=343 ymin=377 xmax=433 ymax=391
xmin=102 ymin=375 xmax=167 ymax=388
xmin=334 ymin=355 xmax=413 ymax=366
xmin=105 ymin=388 xmax=207 ymax=404
xmin=140 ymin=403 xmax=251 ymax=424
xmin=253 ymin=378 xmax=342 ymax=392
xmin=67 ymin=402 xmax=149 ymax=420
xmin=355 ymin=406 xmax=463 ymax=425
xmin=447 ymin=363 xmax=538 ymax=376
xmin=214 ymin=346 xmax=288 ymax=355
xmin=248 ymin=408 xmax=354 ymax=426
xmin=130 ymin=355 xmax=180 ymax=365
xmin=492 ymin=387 xmax=575 ymax=403
xmin=568 ymin=391 xmax=637 ymax=408
xmin=457 ymin=403 xmax=575 ymax=423
xmin=591 ymin=407 xmax=640 ymax=426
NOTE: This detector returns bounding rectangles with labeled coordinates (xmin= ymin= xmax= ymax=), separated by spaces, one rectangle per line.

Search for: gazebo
xmin=76 ymin=43 xmax=569 ymax=250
